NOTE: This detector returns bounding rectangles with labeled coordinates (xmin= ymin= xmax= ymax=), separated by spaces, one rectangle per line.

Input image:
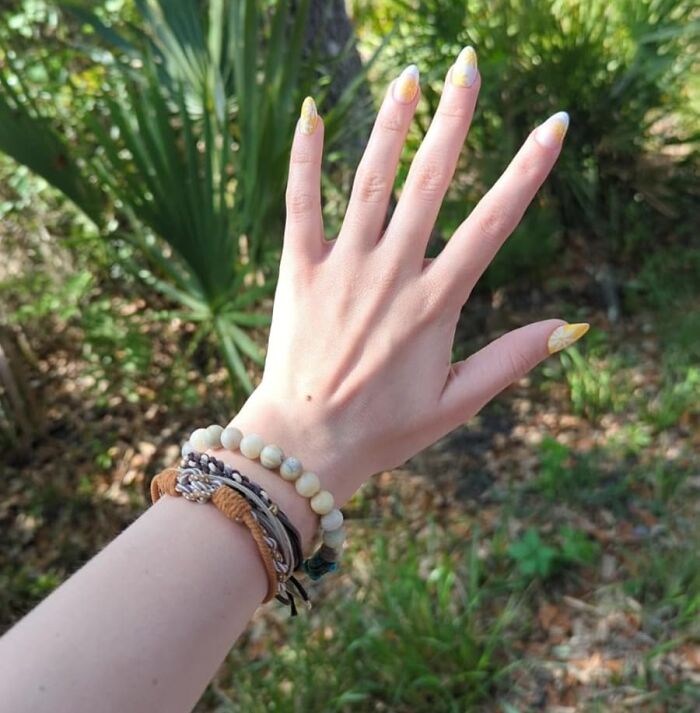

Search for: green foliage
xmin=213 ymin=533 xmax=517 ymax=711
xmin=544 ymin=329 xmax=628 ymax=420
xmin=626 ymin=248 xmax=700 ymax=312
xmin=508 ymin=528 xmax=559 ymax=578
xmin=0 ymin=0 xmax=373 ymax=399
xmin=559 ymin=346 xmax=618 ymax=419
xmin=559 ymin=525 xmax=599 ymax=566
xmin=508 ymin=526 xmax=599 ymax=580
xmin=535 ymin=435 xmax=573 ymax=498
xmin=354 ymin=0 xmax=700 ymax=285
xmin=625 ymin=524 xmax=700 ymax=633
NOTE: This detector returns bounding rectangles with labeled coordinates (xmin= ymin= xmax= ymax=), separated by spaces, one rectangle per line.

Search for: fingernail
xmin=393 ymin=64 xmax=420 ymax=104
xmin=535 ymin=111 xmax=570 ymax=148
xmin=547 ymin=323 xmax=590 ymax=354
xmin=298 ymin=96 xmax=318 ymax=135
xmin=451 ymin=46 xmax=478 ymax=88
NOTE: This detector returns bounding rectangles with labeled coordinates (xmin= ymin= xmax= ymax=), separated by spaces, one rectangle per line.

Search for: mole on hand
xmin=305 ymin=394 xmax=312 ymax=402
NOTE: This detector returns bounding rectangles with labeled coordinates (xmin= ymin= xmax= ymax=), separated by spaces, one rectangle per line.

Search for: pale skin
xmin=0 ymin=51 xmax=588 ymax=712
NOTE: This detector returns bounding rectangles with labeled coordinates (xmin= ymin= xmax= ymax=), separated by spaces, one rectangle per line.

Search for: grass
xmin=203 ymin=530 xmax=520 ymax=712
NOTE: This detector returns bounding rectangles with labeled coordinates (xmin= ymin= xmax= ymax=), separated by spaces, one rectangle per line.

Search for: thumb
xmin=438 ymin=320 xmax=590 ymax=425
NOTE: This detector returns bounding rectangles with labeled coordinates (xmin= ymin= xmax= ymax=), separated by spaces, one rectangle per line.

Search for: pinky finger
xmin=284 ymin=97 xmax=325 ymax=260
xmin=438 ymin=320 xmax=590 ymax=427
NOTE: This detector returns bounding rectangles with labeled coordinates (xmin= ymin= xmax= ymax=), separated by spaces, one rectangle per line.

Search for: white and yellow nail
xmin=547 ymin=323 xmax=590 ymax=354
xmin=536 ymin=111 xmax=570 ymax=148
xmin=393 ymin=64 xmax=420 ymax=104
xmin=298 ymin=96 xmax=318 ymax=135
xmin=451 ymin=46 xmax=478 ymax=88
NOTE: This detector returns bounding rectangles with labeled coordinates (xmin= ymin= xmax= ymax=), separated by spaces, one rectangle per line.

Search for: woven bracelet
xmin=151 ymin=455 xmax=310 ymax=615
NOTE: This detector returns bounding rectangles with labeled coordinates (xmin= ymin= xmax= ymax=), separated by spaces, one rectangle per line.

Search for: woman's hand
xmin=234 ymin=48 xmax=588 ymax=507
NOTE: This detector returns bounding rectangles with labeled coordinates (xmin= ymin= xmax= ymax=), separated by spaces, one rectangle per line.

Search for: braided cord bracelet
xmin=151 ymin=452 xmax=311 ymax=615
xmin=151 ymin=468 xmax=280 ymax=602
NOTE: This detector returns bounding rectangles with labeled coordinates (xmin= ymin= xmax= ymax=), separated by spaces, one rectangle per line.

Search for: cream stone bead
xmin=310 ymin=490 xmax=335 ymax=515
xmin=320 ymin=508 xmax=343 ymax=532
xmin=295 ymin=471 xmax=320 ymax=498
xmin=220 ymin=426 xmax=243 ymax=451
xmin=280 ymin=457 xmax=303 ymax=481
xmin=260 ymin=444 xmax=284 ymax=469
xmin=190 ymin=428 xmax=210 ymax=452
xmin=206 ymin=424 xmax=224 ymax=448
xmin=239 ymin=433 xmax=265 ymax=459
xmin=323 ymin=527 xmax=346 ymax=548
xmin=181 ymin=441 xmax=194 ymax=458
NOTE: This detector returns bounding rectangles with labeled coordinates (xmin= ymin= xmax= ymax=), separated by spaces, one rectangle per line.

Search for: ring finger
xmin=337 ymin=64 xmax=421 ymax=250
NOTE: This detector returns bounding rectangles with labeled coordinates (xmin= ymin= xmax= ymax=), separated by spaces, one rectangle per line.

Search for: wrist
xmin=229 ymin=386 xmax=359 ymax=508
xmin=207 ymin=448 xmax=320 ymax=553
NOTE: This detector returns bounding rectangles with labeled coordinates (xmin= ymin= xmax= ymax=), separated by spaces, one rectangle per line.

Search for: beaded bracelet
xmin=184 ymin=423 xmax=346 ymax=581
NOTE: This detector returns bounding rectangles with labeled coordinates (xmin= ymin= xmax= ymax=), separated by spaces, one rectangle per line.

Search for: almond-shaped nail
xmin=547 ymin=323 xmax=590 ymax=354
xmin=393 ymin=64 xmax=419 ymax=104
xmin=535 ymin=111 xmax=570 ymax=148
xmin=451 ymin=46 xmax=478 ymax=88
xmin=298 ymin=96 xmax=318 ymax=135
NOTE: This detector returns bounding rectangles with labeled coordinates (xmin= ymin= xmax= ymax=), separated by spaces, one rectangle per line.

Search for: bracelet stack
xmin=187 ymin=424 xmax=346 ymax=569
xmin=150 ymin=422 xmax=346 ymax=616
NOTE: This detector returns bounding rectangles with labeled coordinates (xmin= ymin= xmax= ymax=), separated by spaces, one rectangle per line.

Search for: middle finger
xmin=382 ymin=46 xmax=480 ymax=268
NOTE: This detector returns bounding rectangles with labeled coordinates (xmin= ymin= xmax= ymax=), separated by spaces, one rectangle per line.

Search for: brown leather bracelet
xmin=150 ymin=468 xmax=279 ymax=603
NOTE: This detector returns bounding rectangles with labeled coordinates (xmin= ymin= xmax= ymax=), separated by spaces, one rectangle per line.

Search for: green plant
xmin=535 ymin=436 xmax=573 ymax=498
xmin=0 ymin=0 xmax=375 ymax=399
xmin=508 ymin=528 xmax=559 ymax=578
xmin=625 ymin=525 xmax=700 ymax=633
xmin=508 ymin=526 xmax=598 ymax=580
xmin=559 ymin=525 xmax=599 ymax=566
xmin=212 ymin=532 xmax=518 ymax=710
xmin=353 ymin=0 xmax=700 ymax=285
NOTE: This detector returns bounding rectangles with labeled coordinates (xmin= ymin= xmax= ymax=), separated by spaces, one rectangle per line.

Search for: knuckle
xmin=378 ymin=108 xmax=404 ymax=133
xmin=436 ymin=102 xmax=469 ymax=121
xmin=417 ymin=277 xmax=457 ymax=324
xmin=286 ymin=190 xmax=316 ymax=217
xmin=355 ymin=168 xmax=389 ymax=204
xmin=412 ymin=159 xmax=448 ymax=198
xmin=289 ymin=144 xmax=316 ymax=165
xmin=511 ymin=144 xmax=545 ymax=182
xmin=503 ymin=348 xmax=533 ymax=381
xmin=475 ymin=204 xmax=508 ymax=243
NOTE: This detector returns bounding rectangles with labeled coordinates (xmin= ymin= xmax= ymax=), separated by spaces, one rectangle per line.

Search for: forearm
xmin=0 ymin=452 xmax=318 ymax=713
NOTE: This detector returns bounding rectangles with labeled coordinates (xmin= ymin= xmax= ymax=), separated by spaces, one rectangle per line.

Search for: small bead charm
xmin=310 ymin=490 xmax=334 ymax=515
xmin=260 ymin=444 xmax=284 ymax=469
xmin=319 ymin=544 xmax=341 ymax=562
xmin=221 ymin=426 xmax=243 ymax=451
xmin=323 ymin=527 xmax=346 ymax=548
xmin=295 ymin=471 xmax=320 ymax=497
xmin=206 ymin=424 xmax=224 ymax=448
xmin=190 ymin=428 xmax=211 ymax=452
xmin=320 ymin=508 xmax=343 ymax=532
xmin=280 ymin=457 xmax=303 ymax=482
xmin=240 ymin=433 xmax=265 ymax=459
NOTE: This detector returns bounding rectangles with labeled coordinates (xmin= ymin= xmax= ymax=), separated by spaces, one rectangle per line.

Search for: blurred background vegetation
xmin=1 ymin=0 xmax=699 ymax=710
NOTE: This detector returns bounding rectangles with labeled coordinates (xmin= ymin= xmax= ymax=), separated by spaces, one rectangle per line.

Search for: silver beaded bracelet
xmin=183 ymin=424 xmax=346 ymax=581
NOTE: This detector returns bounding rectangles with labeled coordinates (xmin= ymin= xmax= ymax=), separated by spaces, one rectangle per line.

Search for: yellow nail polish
xmin=535 ymin=111 xmax=570 ymax=148
xmin=451 ymin=46 xmax=478 ymax=88
xmin=298 ymin=96 xmax=318 ymax=135
xmin=547 ymin=323 xmax=590 ymax=354
xmin=393 ymin=64 xmax=419 ymax=104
